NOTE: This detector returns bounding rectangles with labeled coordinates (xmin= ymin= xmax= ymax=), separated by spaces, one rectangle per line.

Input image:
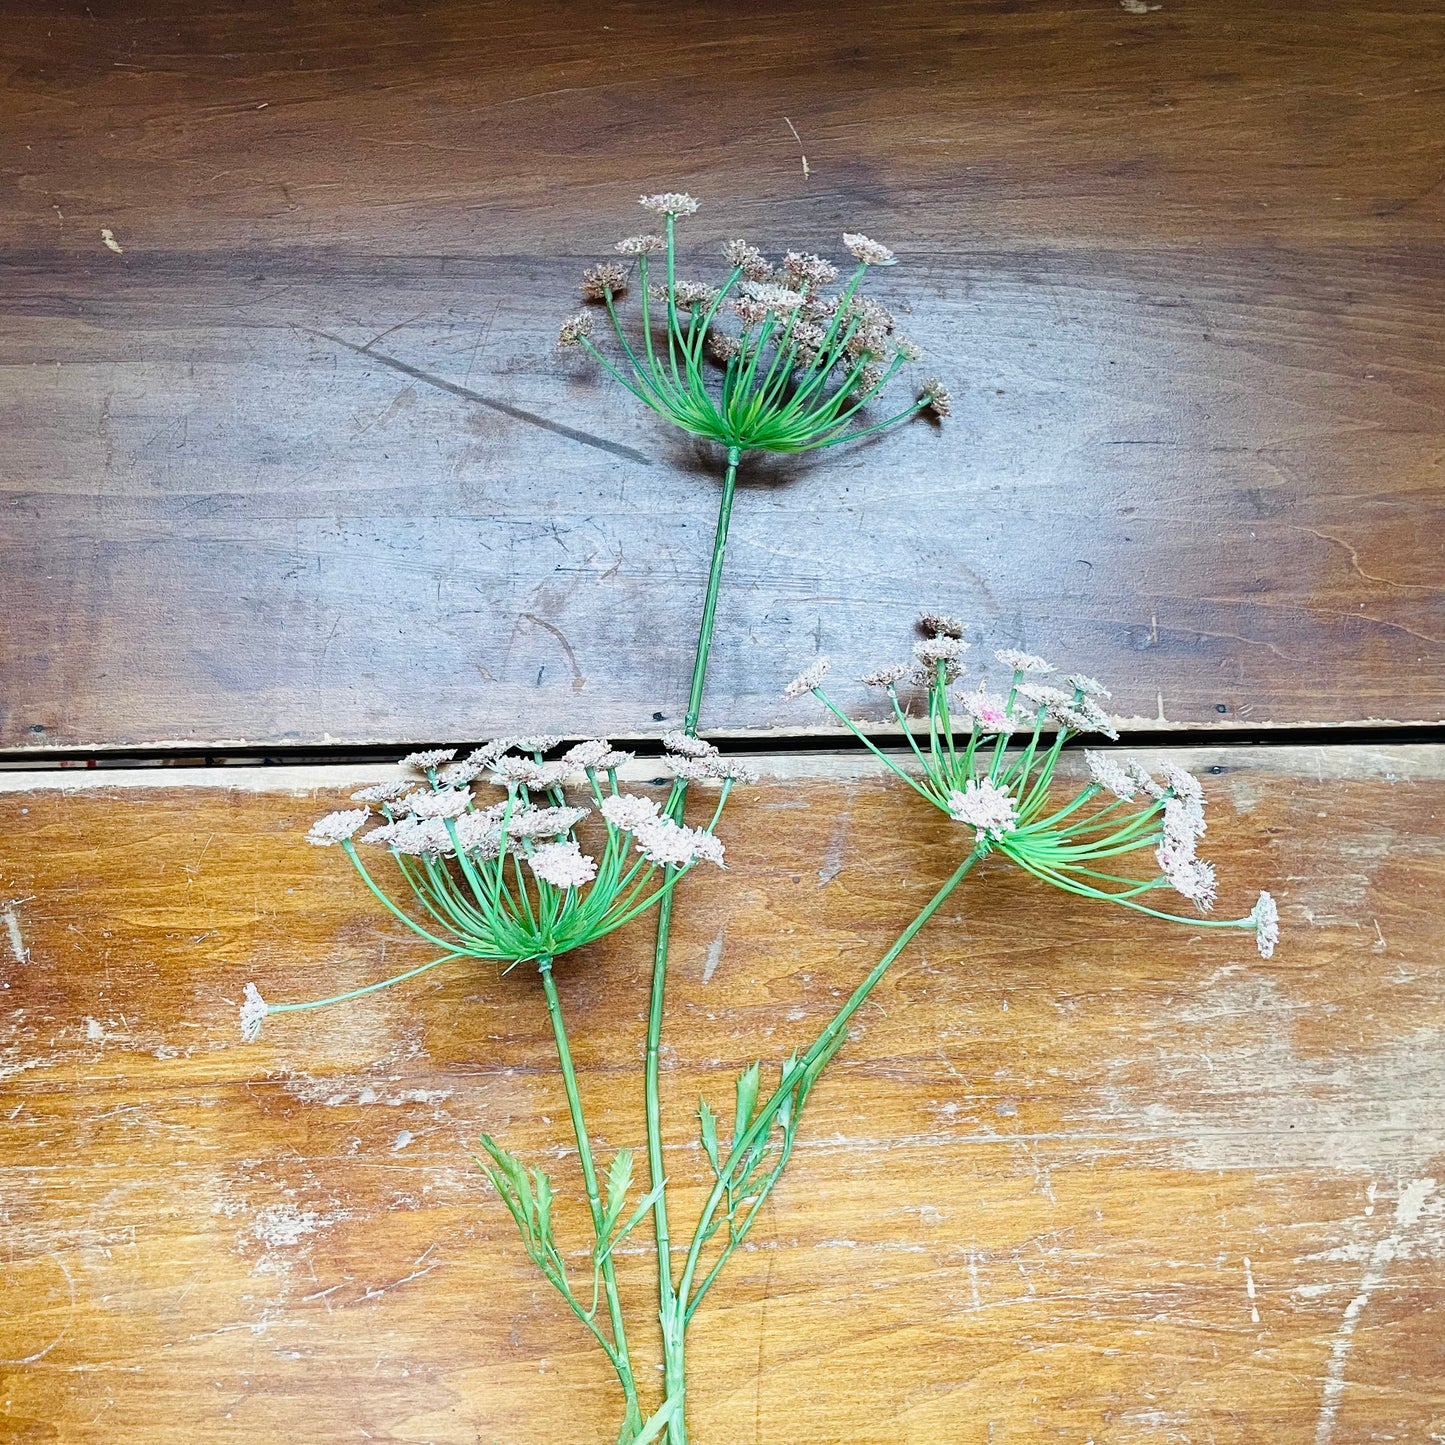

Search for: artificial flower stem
xmin=536 ymin=955 xmax=642 ymax=1439
xmin=685 ymin=449 xmax=740 ymax=732
xmin=644 ymin=445 xmax=742 ymax=1445
xmin=678 ymin=846 xmax=986 ymax=1323
xmin=341 ymin=841 xmax=462 ymax=952
xmin=264 ymin=950 xmax=469 ymax=1017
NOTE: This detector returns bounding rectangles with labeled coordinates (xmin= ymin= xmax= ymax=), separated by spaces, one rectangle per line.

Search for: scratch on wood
xmin=782 ymin=116 xmax=810 ymax=178
xmin=754 ymin=1249 xmax=775 ymax=1444
xmin=1314 ymin=1178 xmax=1437 ymax=1445
xmin=519 ymin=613 xmax=587 ymax=693
xmin=0 ymin=1253 xmax=76 ymax=1366
xmin=3 ymin=900 xmax=30 ymax=964
xmin=1242 ymin=1255 xmax=1260 ymax=1324
xmin=360 ymin=1260 xmax=442 ymax=1301
xmin=817 ymin=792 xmax=851 ymax=886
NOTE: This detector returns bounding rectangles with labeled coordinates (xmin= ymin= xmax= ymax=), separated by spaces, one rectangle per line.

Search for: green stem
xmin=537 ymin=956 xmax=641 ymax=1438
xmin=684 ymin=448 xmax=741 ymax=733
xmin=646 ymin=444 xmax=742 ymax=1445
xmin=678 ymin=847 xmax=985 ymax=1315
xmin=264 ymin=949 xmax=467 ymax=1017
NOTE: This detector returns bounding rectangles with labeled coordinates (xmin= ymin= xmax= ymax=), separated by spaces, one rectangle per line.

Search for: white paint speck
xmin=701 ymin=926 xmax=725 ymax=985
xmin=1242 ymin=1256 xmax=1260 ymax=1324
xmin=252 ymin=1203 xmax=324 ymax=1248
xmin=100 ymin=227 xmax=124 ymax=253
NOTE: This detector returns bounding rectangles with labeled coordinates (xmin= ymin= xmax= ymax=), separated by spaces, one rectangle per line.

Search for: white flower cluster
xmin=634 ymin=814 xmax=726 ymax=869
xmin=640 ymin=192 xmax=701 ymax=216
xmin=955 ymin=684 xmax=1018 ymax=734
xmin=400 ymin=748 xmax=457 ymax=772
xmin=913 ymin=635 xmax=968 ymax=684
xmin=946 ymin=778 xmax=1019 ymax=841
xmin=738 ymin=279 xmax=805 ymax=313
xmin=599 ymin=791 xmax=726 ymax=869
xmin=491 ymin=755 xmax=572 ymax=789
xmin=1083 ymin=751 xmax=1138 ymax=801
xmin=782 ymin=657 xmax=830 ymax=700
xmin=842 ymin=232 xmax=896 ymax=266
xmin=306 ymin=809 xmax=371 ymax=846
xmin=562 ymin=738 xmax=634 ymax=771
xmin=403 ymin=787 xmax=473 ymax=819
xmin=792 ymin=615 xmax=1123 ymax=742
xmin=661 ymin=731 xmax=758 ymax=784
xmin=1088 ymin=753 xmax=1216 ymax=912
xmin=1252 ymin=891 xmax=1280 ymax=959
xmin=598 ymin=197 xmax=927 ymax=388
xmin=994 ymin=648 xmax=1053 ymax=675
xmin=309 ymin=729 xmax=735 ymax=886
xmin=529 ymin=840 xmax=598 ymax=889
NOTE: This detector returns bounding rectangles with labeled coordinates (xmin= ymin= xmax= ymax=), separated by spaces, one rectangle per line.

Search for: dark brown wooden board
xmin=1 ymin=749 xmax=1442 ymax=1441
xmin=4 ymin=0 xmax=1444 ymax=749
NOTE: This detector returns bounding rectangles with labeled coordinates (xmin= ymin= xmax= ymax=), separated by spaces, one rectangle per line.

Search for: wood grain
xmin=3 ymin=0 xmax=1443 ymax=749
xmin=2 ymin=749 xmax=1442 ymax=1442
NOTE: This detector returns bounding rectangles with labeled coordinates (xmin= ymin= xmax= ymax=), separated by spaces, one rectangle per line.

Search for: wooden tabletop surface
xmin=2 ymin=751 xmax=1443 ymax=1442
xmin=3 ymin=0 xmax=1442 ymax=748
xmin=3 ymin=2 xmax=1444 ymax=1440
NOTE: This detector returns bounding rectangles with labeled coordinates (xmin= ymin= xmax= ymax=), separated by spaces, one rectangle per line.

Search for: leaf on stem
xmin=603 ymin=1147 xmax=633 ymax=1239
xmin=698 ymin=1097 xmax=721 ymax=1176
xmin=732 ymin=1060 xmax=762 ymax=1149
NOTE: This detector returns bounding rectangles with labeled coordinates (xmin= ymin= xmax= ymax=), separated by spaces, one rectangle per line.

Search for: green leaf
xmin=777 ymin=1091 xmax=795 ymax=1130
xmin=532 ymin=1167 xmax=554 ymax=1243
xmin=477 ymin=1136 xmax=545 ymax=1254
xmin=597 ymin=1177 xmax=668 ymax=1267
xmin=631 ymin=1395 xmax=680 ymax=1445
xmin=603 ymin=1148 xmax=633 ymax=1235
xmin=733 ymin=1061 xmax=761 ymax=1148
xmin=698 ymin=1097 xmax=720 ymax=1175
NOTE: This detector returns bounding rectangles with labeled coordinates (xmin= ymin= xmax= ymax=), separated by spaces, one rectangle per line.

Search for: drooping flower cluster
xmin=783 ymin=614 xmax=1280 ymax=958
xmin=559 ymin=192 xmax=949 ymax=454
xmin=242 ymin=736 xmax=743 ymax=1039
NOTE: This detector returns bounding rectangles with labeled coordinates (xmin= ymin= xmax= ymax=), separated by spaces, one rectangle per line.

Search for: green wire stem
xmin=644 ymin=445 xmax=740 ymax=1445
xmin=537 ymin=955 xmax=642 ymax=1439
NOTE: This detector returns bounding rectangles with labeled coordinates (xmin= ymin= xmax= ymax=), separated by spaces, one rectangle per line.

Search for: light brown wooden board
xmin=2 ymin=749 xmax=1442 ymax=1442
xmin=4 ymin=0 xmax=1444 ymax=749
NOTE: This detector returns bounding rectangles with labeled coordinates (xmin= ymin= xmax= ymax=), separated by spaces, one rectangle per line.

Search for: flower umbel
xmin=560 ymin=192 xmax=947 ymax=454
xmin=246 ymin=737 xmax=738 ymax=1033
xmin=946 ymin=777 xmax=1018 ymax=840
xmin=786 ymin=612 xmax=1281 ymax=957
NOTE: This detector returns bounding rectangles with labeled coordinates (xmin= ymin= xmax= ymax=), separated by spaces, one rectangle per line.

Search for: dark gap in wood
xmin=3 ymin=723 xmax=1443 ymax=772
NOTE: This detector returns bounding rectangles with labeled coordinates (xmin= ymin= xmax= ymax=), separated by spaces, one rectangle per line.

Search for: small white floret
xmin=1252 ymin=891 xmax=1280 ymax=958
xmin=946 ymin=778 xmax=1019 ymax=840
xmin=782 ymin=657 xmax=830 ymax=700
xmin=306 ymin=808 xmax=371 ymax=846
xmin=528 ymin=841 xmax=598 ymax=890
xmin=240 ymin=983 xmax=267 ymax=1043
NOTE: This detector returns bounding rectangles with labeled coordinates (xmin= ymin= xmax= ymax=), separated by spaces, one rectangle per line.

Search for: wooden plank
xmin=4 ymin=0 xmax=1444 ymax=749
xmin=2 ymin=747 xmax=1442 ymax=1441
